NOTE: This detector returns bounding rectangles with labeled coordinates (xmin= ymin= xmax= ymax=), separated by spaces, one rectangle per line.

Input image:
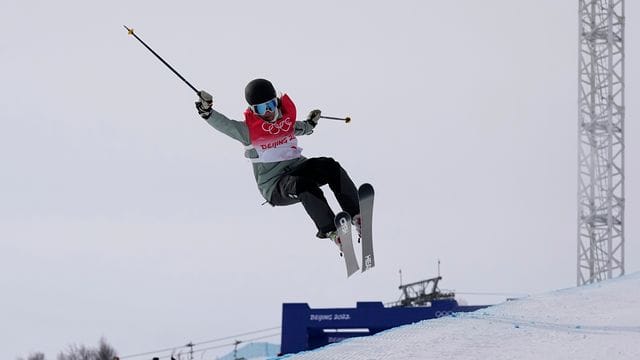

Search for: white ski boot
xmin=317 ymin=230 xmax=343 ymax=256
xmin=352 ymin=214 xmax=362 ymax=243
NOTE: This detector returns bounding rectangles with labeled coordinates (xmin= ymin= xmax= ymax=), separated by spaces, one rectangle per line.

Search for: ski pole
xmin=124 ymin=26 xmax=200 ymax=96
xmin=320 ymin=115 xmax=352 ymax=123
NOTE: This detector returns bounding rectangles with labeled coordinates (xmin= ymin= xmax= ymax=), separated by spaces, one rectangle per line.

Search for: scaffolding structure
xmin=577 ymin=0 xmax=625 ymax=285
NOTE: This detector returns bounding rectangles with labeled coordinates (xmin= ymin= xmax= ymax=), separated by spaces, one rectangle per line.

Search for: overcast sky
xmin=1 ymin=1 xmax=638 ymax=359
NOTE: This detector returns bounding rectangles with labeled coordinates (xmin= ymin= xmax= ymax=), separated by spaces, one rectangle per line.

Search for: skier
xmin=194 ymin=78 xmax=361 ymax=250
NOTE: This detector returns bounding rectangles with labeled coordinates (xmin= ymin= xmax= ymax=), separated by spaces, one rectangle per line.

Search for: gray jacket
xmin=203 ymin=109 xmax=315 ymax=202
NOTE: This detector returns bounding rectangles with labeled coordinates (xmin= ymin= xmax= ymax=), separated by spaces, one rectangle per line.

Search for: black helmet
xmin=245 ymin=78 xmax=276 ymax=105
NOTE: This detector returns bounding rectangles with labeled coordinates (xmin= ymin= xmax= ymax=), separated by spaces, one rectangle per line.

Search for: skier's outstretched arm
xmin=195 ymin=90 xmax=250 ymax=145
xmin=295 ymin=109 xmax=322 ymax=136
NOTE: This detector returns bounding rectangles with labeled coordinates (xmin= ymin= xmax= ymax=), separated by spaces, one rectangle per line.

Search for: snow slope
xmin=280 ymin=273 xmax=640 ymax=359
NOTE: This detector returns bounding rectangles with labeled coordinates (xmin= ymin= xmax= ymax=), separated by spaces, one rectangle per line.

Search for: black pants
xmin=270 ymin=157 xmax=360 ymax=235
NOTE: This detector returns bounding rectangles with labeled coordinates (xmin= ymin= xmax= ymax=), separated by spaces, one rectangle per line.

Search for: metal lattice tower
xmin=577 ymin=0 xmax=625 ymax=285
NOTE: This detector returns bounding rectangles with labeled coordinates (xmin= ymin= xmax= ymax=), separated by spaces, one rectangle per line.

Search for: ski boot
xmin=352 ymin=214 xmax=362 ymax=243
xmin=317 ymin=230 xmax=343 ymax=256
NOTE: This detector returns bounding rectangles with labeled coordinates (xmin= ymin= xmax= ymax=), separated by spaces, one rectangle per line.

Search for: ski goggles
xmin=250 ymin=97 xmax=278 ymax=115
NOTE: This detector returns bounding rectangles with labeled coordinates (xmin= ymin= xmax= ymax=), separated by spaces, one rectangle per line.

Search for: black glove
xmin=306 ymin=109 xmax=322 ymax=128
xmin=195 ymin=90 xmax=213 ymax=119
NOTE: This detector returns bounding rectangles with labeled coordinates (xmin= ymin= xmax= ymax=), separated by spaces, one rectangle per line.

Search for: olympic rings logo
xmin=262 ymin=117 xmax=292 ymax=135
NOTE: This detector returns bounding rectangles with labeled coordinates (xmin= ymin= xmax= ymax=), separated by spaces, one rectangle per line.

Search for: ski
xmin=334 ymin=211 xmax=359 ymax=277
xmin=358 ymin=183 xmax=375 ymax=272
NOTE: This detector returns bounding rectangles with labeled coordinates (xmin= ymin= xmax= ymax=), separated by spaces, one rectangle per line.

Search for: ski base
xmin=358 ymin=183 xmax=375 ymax=272
xmin=335 ymin=211 xmax=359 ymax=277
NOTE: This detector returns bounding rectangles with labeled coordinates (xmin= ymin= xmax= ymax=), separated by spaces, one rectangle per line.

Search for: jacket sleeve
xmin=294 ymin=120 xmax=315 ymax=136
xmin=203 ymin=110 xmax=251 ymax=145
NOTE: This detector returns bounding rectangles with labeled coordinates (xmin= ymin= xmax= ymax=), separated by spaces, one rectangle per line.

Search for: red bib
xmin=244 ymin=94 xmax=302 ymax=163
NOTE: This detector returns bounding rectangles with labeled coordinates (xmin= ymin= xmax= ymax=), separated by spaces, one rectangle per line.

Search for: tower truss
xmin=577 ymin=0 xmax=625 ymax=285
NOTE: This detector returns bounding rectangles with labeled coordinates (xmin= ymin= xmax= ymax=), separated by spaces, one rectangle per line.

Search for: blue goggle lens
xmin=251 ymin=98 xmax=278 ymax=115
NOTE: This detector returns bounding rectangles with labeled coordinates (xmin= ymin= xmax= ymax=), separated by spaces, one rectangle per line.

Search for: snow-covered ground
xmin=280 ymin=272 xmax=640 ymax=359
